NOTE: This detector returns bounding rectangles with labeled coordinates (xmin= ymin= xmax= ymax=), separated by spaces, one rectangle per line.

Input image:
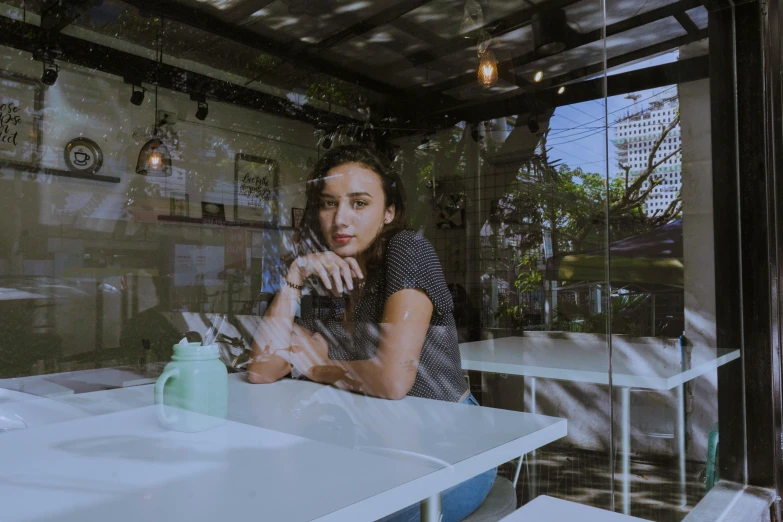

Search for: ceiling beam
xmin=401 ymin=30 xmax=708 ymax=128
xmin=41 ymin=0 xmax=98 ymax=32
xmin=673 ymin=11 xmax=701 ymax=35
xmin=0 ymin=16 xmax=357 ymax=127
xmin=381 ymin=0 xmax=584 ymax=75
xmin=223 ymin=0 xmax=276 ymax=23
xmin=404 ymin=55 xmax=709 ymax=129
xmin=120 ymin=0 xmax=405 ymax=97
xmin=420 ymin=0 xmax=703 ymax=95
xmin=390 ymin=17 xmax=449 ymax=47
xmin=315 ymin=0 xmax=437 ymax=51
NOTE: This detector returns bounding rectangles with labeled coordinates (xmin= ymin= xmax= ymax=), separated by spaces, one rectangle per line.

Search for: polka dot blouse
xmin=295 ymin=230 xmax=468 ymax=402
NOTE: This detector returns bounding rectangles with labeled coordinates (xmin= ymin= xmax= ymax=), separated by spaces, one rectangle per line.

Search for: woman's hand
xmin=247 ymin=342 xmax=292 ymax=384
xmin=289 ymin=252 xmax=363 ymax=294
xmin=275 ymin=328 xmax=330 ymax=374
xmin=281 ymin=328 xmax=364 ymax=392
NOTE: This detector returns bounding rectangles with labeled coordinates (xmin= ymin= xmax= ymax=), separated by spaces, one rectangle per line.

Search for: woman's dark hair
xmin=296 ymin=145 xmax=408 ymax=269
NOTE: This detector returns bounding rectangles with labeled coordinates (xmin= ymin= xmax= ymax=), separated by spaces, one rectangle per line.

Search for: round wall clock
xmin=64 ymin=137 xmax=103 ymax=175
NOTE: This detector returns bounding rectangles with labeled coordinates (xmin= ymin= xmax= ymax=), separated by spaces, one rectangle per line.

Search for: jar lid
xmin=171 ymin=339 xmax=220 ymax=360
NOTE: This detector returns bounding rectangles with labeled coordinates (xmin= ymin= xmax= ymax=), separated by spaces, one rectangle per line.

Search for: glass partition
xmin=0 ymin=0 xmax=751 ymax=520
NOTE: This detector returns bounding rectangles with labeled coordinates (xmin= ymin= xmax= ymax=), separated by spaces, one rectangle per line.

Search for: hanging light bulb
xmin=136 ymin=22 xmax=172 ymax=177
xmin=478 ymin=50 xmax=498 ymax=88
xmin=149 ymin=149 xmax=163 ymax=169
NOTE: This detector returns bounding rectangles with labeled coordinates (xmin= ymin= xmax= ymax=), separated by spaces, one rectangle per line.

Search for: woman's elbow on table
xmin=376 ymin=374 xmax=415 ymax=401
xmin=246 ymin=357 xmax=290 ymax=384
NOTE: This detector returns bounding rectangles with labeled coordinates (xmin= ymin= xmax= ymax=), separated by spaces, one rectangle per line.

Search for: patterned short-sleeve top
xmin=295 ymin=230 xmax=468 ymax=403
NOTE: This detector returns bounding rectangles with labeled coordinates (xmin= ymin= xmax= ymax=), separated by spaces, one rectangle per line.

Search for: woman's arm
xmin=247 ymin=253 xmax=362 ymax=384
xmin=289 ymin=288 xmax=433 ymax=400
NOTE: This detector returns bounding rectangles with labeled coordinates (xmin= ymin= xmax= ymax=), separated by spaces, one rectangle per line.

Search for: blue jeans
xmin=377 ymin=393 xmax=498 ymax=522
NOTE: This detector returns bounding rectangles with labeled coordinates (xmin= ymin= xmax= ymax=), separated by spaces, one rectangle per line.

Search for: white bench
xmin=500 ymin=496 xmax=652 ymax=521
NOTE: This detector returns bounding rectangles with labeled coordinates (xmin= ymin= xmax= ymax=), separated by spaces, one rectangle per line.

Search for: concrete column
xmin=679 ymin=54 xmax=717 ymax=460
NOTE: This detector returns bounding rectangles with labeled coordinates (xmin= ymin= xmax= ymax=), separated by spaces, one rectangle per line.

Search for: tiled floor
xmin=499 ymin=446 xmax=706 ymax=522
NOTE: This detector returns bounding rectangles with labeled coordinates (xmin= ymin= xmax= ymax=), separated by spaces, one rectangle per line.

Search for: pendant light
xmin=460 ymin=0 xmax=483 ymax=37
xmin=136 ymin=129 xmax=172 ymax=176
xmin=135 ymin=20 xmax=171 ymax=177
xmin=532 ymin=10 xmax=568 ymax=56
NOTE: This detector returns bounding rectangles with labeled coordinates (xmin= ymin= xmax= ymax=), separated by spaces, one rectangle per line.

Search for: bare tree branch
xmin=611 ymin=114 xmax=681 ymax=216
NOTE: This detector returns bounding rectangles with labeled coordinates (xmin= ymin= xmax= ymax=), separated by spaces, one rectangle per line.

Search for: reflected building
xmin=613 ymin=94 xmax=681 ymax=216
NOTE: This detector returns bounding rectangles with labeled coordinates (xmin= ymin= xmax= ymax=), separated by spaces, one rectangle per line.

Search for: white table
xmin=501 ymin=495 xmax=651 ymax=521
xmin=0 ymin=375 xmax=74 ymax=397
xmin=460 ymin=336 xmax=741 ymax=514
xmin=39 ymin=365 xmax=166 ymax=391
xmin=0 ymin=373 xmax=567 ymax=522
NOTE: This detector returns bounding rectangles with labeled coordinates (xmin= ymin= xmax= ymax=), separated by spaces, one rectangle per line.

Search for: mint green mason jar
xmin=154 ymin=341 xmax=228 ymax=432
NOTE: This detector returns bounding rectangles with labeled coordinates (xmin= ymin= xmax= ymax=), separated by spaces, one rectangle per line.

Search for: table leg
xmin=512 ymin=454 xmax=524 ymax=488
xmin=530 ymin=376 xmax=537 ymax=499
xmin=420 ymin=493 xmax=442 ymax=522
xmin=676 ymin=382 xmax=687 ymax=506
xmin=621 ymin=386 xmax=631 ymax=515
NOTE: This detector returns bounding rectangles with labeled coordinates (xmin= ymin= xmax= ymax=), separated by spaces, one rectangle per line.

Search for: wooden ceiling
xmin=0 ymin=0 xmax=710 ymax=128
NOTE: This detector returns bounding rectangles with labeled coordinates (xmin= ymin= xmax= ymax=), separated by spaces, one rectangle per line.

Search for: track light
xmin=195 ymin=101 xmax=208 ymax=121
xmin=527 ymin=114 xmax=540 ymax=134
xmin=471 ymin=124 xmax=483 ymax=142
xmin=41 ymin=62 xmax=59 ymax=86
xmin=130 ymin=85 xmax=146 ymax=106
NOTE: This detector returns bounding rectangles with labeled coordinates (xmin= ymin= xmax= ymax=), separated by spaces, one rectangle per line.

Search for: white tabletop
xmin=460 ymin=337 xmax=741 ymax=390
xmin=0 ymin=375 xmax=75 ymax=398
xmin=502 ymin=495 xmax=651 ymax=521
xmin=0 ymin=374 xmax=567 ymax=522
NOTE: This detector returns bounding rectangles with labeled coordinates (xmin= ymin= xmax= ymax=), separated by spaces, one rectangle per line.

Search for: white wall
xmin=0 ymin=44 xmax=318 ymax=361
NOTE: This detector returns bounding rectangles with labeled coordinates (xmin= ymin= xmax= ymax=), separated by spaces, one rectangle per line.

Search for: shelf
xmin=0 ymin=161 xmax=121 ymax=183
xmin=157 ymin=214 xmax=295 ymax=231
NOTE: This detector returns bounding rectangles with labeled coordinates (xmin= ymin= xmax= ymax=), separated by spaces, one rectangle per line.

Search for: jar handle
xmin=154 ymin=367 xmax=180 ymax=426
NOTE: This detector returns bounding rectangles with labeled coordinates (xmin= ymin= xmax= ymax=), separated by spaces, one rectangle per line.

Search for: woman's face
xmin=318 ymin=162 xmax=395 ymax=259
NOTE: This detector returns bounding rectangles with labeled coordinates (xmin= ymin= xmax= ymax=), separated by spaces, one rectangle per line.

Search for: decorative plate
xmin=64 ymin=137 xmax=103 ymax=175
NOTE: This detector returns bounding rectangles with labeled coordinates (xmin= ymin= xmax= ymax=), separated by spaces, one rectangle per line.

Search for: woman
xmin=247 ymin=145 xmax=496 ymax=522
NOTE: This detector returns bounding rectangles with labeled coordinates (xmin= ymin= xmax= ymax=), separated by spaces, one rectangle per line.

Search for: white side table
xmin=501 ymin=495 xmax=652 ymax=521
xmin=461 ymin=336 xmax=740 ymax=514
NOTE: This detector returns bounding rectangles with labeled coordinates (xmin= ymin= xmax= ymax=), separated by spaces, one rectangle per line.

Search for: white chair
xmin=499 ymin=495 xmax=652 ymax=521
xmin=461 ymin=476 xmax=517 ymax=522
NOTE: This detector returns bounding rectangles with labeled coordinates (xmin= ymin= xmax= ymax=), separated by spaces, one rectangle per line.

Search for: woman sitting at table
xmin=247 ymin=145 xmax=496 ymax=522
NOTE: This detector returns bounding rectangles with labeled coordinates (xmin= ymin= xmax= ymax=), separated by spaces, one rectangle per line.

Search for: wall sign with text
xmin=0 ymin=71 xmax=43 ymax=169
xmin=234 ymin=154 xmax=279 ymax=224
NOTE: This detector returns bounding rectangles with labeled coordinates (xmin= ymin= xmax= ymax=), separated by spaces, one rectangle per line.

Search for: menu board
xmin=173 ymin=244 xmax=225 ymax=287
xmin=0 ymin=71 xmax=42 ymax=168
xmin=234 ymin=154 xmax=279 ymax=223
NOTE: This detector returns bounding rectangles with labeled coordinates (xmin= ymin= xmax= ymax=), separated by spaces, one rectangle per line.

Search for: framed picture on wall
xmin=170 ymin=192 xmax=189 ymax=217
xmin=291 ymin=207 xmax=305 ymax=228
xmin=202 ymin=201 xmax=226 ymax=223
xmin=234 ymin=154 xmax=279 ymax=224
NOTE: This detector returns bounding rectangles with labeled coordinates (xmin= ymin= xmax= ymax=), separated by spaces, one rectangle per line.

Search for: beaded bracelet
xmin=285 ymin=279 xmax=304 ymax=291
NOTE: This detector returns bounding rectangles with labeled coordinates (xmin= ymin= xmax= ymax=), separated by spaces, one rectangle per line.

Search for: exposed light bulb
xmin=558 ymin=86 xmax=566 ymax=94
xmin=148 ymin=151 xmax=163 ymax=170
xmin=477 ymin=50 xmax=498 ymax=88
xmin=534 ymin=71 xmax=544 ymax=83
